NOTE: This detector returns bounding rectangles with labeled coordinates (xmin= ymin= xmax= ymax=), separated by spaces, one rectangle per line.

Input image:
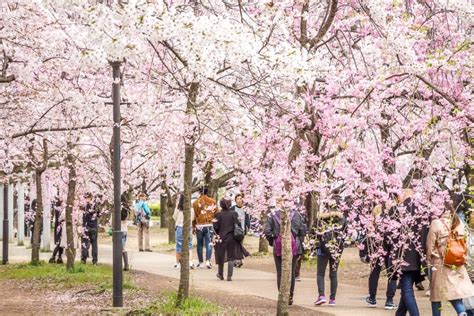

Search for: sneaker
xmin=216 ymin=273 xmax=224 ymax=280
xmin=145 ymin=249 xmax=153 ymax=252
xmin=173 ymin=263 xmax=180 ymax=269
xmin=196 ymin=262 xmax=204 ymax=268
xmin=56 ymin=257 xmax=63 ymax=264
xmin=366 ymin=296 xmax=377 ymax=308
xmin=328 ymin=299 xmax=336 ymax=307
xmin=295 ymin=276 xmax=301 ymax=282
xmin=139 ymin=249 xmax=144 ymax=252
xmin=385 ymin=301 xmax=397 ymax=310
xmin=314 ymin=296 xmax=326 ymax=305
xmin=206 ymin=260 xmax=212 ymax=269
xmin=48 ymin=257 xmax=56 ymax=264
xmin=190 ymin=263 xmax=194 ymax=269
xmin=415 ymin=282 xmax=424 ymax=291
xmin=227 ymin=276 xmax=232 ymax=281
xmin=289 ymin=295 xmax=293 ymax=306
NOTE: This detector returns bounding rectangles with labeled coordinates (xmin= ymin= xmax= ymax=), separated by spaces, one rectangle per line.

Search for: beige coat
xmin=427 ymin=214 xmax=474 ymax=302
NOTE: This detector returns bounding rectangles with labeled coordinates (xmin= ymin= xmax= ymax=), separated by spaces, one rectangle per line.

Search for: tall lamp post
xmin=110 ymin=60 xmax=123 ymax=307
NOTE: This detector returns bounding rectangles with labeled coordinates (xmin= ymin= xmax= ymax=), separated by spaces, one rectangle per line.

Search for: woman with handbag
xmin=427 ymin=201 xmax=473 ymax=316
xmin=213 ymin=198 xmax=249 ymax=281
xmin=134 ymin=192 xmax=152 ymax=252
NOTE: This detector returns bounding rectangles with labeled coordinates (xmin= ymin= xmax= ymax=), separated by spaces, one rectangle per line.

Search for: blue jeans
xmin=432 ymin=300 xmax=466 ymax=316
xmin=196 ymin=226 xmax=213 ymax=263
xmin=396 ymin=271 xmax=420 ymax=316
xmin=175 ymin=226 xmax=192 ymax=253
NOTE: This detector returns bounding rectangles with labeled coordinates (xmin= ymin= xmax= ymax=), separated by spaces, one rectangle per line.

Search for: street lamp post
xmin=2 ymin=183 xmax=8 ymax=264
xmin=110 ymin=60 xmax=123 ymax=308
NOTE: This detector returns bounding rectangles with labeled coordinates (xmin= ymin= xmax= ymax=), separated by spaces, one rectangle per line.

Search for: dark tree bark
xmin=160 ymin=193 xmax=168 ymax=228
xmin=276 ymin=208 xmax=292 ymax=316
xmin=176 ymin=81 xmax=199 ymax=307
xmin=65 ymin=149 xmax=77 ymax=271
xmin=258 ymin=212 xmax=269 ymax=253
xmin=31 ymin=139 xmax=48 ymax=265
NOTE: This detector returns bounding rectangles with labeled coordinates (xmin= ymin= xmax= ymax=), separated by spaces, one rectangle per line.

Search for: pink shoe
xmin=329 ymin=299 xmax=336 ymax=306
xmin=314 ymin=296 xmax=327 ymax=305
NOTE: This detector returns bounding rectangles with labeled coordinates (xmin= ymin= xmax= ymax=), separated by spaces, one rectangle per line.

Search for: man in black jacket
xmin=81 ymin=193 xmax=101 ymax=264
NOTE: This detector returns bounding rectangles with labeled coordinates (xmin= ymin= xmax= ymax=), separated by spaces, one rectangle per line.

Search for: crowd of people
xmin=21 ymin=185 xmax=473 ymax=315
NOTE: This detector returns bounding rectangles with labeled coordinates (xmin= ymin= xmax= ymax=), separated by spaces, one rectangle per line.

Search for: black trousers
xmin=218 ymin=260 xmax=234 ymax=278
xmin=317 ymin=254 xmax=340 ymax=300
xmin=274 ymin=254 xmax=298 ymax=296
xmin=81 ymin=228 xmax=98 ymax=263
xmin=52 ymin=244 xmax=63 ymax=259
xmin=368 ymin=257 xmax=397 ymax=301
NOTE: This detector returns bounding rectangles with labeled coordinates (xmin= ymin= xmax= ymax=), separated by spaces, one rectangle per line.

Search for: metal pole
xmin=7 ymin=183 xmax=13 ymax=243
xmin=3 ymin=184 xmax=8 ymax=264
xmin=110 ymin=60 xmax=123 ymax=308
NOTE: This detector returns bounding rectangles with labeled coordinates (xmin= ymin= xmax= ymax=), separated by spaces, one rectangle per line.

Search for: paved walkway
xmin=3 ymin=244 xmax=453 ymax=316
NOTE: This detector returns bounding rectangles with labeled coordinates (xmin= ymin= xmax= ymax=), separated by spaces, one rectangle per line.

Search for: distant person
xmin=427 ymin=201 xmax=473 ymax=316
xmin=134 ymin=192 xmax=152 ymax=252
xmin=264 ymin=198 xmax=306 ymax=306
xmin=394 ymin=189 xmax=428 ymax=316
xmin=193 ymin=187 xmax=217 ymax=269
xmin=230 ymin=193 xmax=250 ymax=268
xmin=214 ymin=198 xmax=249 ymax=281
xmin=173 ymin=194 xmax=195 ymax=269
xmin=365 ymin=203 xmax=398 ymax=310
xmin=81 ymin=192 xmax=101 ymax=264
xmin=121 ymin=194 xmax=130 ymax=271
xmin=313 ymin=209 xmax=347 ymax=307
xmin=49 ymin=197 xmax=65 ymax=264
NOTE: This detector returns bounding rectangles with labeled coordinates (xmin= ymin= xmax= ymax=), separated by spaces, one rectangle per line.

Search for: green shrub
xmin=148 ymin=202 xmax=160 ymax=217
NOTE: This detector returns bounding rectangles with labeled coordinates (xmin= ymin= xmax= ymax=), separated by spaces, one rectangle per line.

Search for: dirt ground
xmin=0 ymin=268 xmax=315 ymax=316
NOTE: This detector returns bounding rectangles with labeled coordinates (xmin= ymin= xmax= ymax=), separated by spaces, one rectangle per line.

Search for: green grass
xmin=0 ymin=261 xmax=134 ymax=290
xmin=130 ymin=292 xmax=219 ymax=315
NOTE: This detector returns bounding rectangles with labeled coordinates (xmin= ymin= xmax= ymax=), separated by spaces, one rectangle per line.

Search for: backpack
xmin=273 ymin=212 xmax=298 ymax=257
xmin=442 ymin=220 xmax=467 ymax=267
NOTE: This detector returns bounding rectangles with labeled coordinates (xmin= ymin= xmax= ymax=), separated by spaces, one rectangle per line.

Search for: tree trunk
xmin=167 ymin=195 xmax=176 ymax=244
xmin=65 ymin=154 xmax=77 ymax=271
xmin=258 ymin=212 xmax=268 ymax=253
xmin=160 ymin=193 xmax=168 ymax=228
xmin=176 ymin=81 xmax=199 ymax=307
xmin=31 ymin=170 xmax=43 ymax=264
xmin=276 ymin=208 xmax=291 ymax=316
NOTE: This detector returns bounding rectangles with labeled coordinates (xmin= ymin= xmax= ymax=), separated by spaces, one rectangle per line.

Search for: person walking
xmin=81 ymin=192 xmax=101 ymax=264
xmin=193 ymin=187 xmax=217 ymax=269
xmin=121 ymin=194 xmax=130 ymax=271
xmin=427 ymin=201 xmax=473 ymax=316
xmin=173 ymin=194 xmax=195 ymax=269
xmin=214 ymin=198 xmax=249 ymax=281
xmin=395 ymin=189 xmax=429 ymax=316
xmin=365 ymin=203 xmax=398 ymax=310
xmin=264 ymin=198 xmax=306 ymax=305
xmin=313 ymin=209 xmax=347 ymax=307
xmin=230 ymin=193 xmax=250 ymax=268
xmin=49 ymin=197 xmax=64 ymax=264
xmin=134 ymin=192 xmax=152 ymax=252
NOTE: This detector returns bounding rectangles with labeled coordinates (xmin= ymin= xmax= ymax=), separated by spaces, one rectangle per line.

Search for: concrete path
xmin=3 ymin=244 xmax=454 ymax=316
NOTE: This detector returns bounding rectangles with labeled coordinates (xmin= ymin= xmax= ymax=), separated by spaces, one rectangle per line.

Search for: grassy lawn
xmin=131 ymin=292 xmax=220 ymax=315
xmin=0 ymin=261 xmax=134 ymax=290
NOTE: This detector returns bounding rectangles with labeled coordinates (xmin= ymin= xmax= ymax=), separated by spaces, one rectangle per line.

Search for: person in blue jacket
xmin=135 ymin=192 xmax=152 ymax=252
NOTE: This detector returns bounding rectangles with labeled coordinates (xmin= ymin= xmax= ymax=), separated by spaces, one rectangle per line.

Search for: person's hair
xmin=219 ymin=198 xmax=231 ymax=211
xmin=84 ymin=192 xmax=93 ymax=199
xmin=200 ymin=186 xmax=209 ymax=196
xmin=178 ymin=194 xmax=185 ymax=211
xmin=235 ymin=193 xmax=244 ymax=202
xmin=138 ymin=192 xmax=147 ymax=200
xmin=444 ymin=201 xmax=461 ymax=230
